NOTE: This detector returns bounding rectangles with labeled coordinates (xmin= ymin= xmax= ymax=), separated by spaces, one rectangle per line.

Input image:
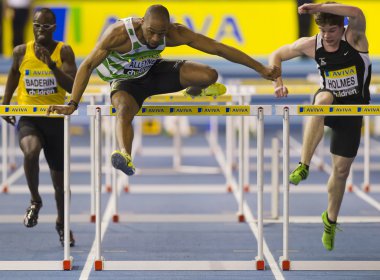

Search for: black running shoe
xmin=55 ymin=223 xmax=75 ymax=247
xmin=24 ymin=201 xmax=42 ymax=228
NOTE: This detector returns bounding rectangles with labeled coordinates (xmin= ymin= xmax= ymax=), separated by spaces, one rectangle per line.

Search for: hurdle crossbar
xmin=89 ymin=105 xmax=270 ymax=271
xmin=276 ymin=104 xmax=380 ymax=271
xmin=87 ymin=105 xmax=271 ymax=116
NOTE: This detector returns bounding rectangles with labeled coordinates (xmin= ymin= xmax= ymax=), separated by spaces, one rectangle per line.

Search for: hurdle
xmin=276 ymin=104 xmax=380 ymax=271
xmin=0 ymin=105 xmax=74 ymax=270
xmin=87 ymin=104 xmax=271 ymax=271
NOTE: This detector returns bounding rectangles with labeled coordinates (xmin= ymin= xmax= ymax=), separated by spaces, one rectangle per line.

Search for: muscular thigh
xmin=19 ymin=117 xmax=64 ymax=171
xmin=110 ymin=59 xmax=185 ymax=108
xmin=329 ymin=116 xmax=362 ymax=158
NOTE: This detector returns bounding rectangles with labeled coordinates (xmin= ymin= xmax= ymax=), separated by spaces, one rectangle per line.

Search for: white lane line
xmin=79 ymin=177 xmax=122 ymax=280
xmin=353 ymin=186 xmax=380 ymax=211
xmin=210 ymin=136 xmax=285 ymax=280
xmin=232 ymin=179 xmax=285 ymax=280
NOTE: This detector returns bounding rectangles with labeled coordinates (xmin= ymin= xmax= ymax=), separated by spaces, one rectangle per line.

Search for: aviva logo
xmin=299 ymin=107 xmax=324 ymax=113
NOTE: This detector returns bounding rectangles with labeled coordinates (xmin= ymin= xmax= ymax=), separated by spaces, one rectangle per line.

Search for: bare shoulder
xmin=99 ymin=21 xmax=130 ymax=49
xmin=293 ymin=36 xmax=315 ymax=50
xmin=166 ymin=23 xmax=194 ymax=46
xmin=13 ymin=44 xmax=27 ymax=57
xmin=167 ymin=23 xmax=189 ymax=37
xmin=12 ymin=44 xmax=27 ymax=66
xmin=60 ymin=44 xmax=75 ymax=57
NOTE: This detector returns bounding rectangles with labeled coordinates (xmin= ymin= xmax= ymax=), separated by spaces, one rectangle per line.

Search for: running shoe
xmin=289 ymin=162 xmax=309 ymax=185
xmin=24 ymin=201 xmax=42 ymax=228
xmin=321 ymin=211 xmax=341 ymax=251
xmin=111 ymin=150 xmax=136 ymax=176
xmin=200 ymin=83 xmax=227 ymax=96
xmin=183 ymin=83 xmax=227 ymax=97
xmin=55 ymin=223 xmax=75 ymax=247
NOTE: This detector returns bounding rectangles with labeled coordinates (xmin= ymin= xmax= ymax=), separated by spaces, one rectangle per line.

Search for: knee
xmin=314 ymin=91 xmax=334 ymax=105
xmin=200 ymin=67 xmax=218 ymax=85
xmin=23 ymin=149 xmax=40 ymax=162
xmin=115 ymin=104 xmax=135 ymax=122
xmin=333 ymin=165 xmax=350 ymax=180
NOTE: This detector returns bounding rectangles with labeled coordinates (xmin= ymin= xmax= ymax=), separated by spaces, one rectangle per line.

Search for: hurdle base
xmin=362 ymin=183 xmax=370 ymax=193
xmin=243 ymin=185 xmax=250 ymax=193
xmin=237 ymin=213 xmax=245 ymax=223
xmin=90 ymin=215 xmax=96 ymax=223
xmin=226 ymin=185 xmax=233 ymax=193
xmin=101 ymin=260 xmax=259 ymax=270
xmin=94 ymin=257 xmax=105 ymax=271
xmin=2 ymin=185 xmax=8 ymax=193
xmin=347 ymin=184 xmax=354 ymax=192
xmin=285 ymin=260 xmax=380 ymax=270
xmin=279 ymin=256 xmax=290 ymax=271
xmin=124 ymin=185 xmax=130 ymax=192
xmin=255 ymin=257 xmax=265 ymax=270
xmin=113 ymin=214 xmax=119 ymax=223
xmin=106 ymin=185 xmax=112 ymax=193
xmin=63 ymin=257 xmax=73 ymax=270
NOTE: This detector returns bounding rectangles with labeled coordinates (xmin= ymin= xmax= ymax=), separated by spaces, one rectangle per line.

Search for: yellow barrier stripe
xmin=110 ymin=105 xmax=251 ymax=116
xmin=0 ymin=105 xmax=60 ymax=116
xmin=145 ymin=94 xmax=232 ymax=102
xmin=297 ymin=105 xmax=380 ymax=115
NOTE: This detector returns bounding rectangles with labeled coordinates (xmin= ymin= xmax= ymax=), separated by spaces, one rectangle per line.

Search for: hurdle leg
xmin=362 ymin=116 xmax=370 ymax=192
xmin=226 ymin=115 xmax=233 ymax=192
xmin=105 ymin=116 xmax=112 ymax=192
xmin=94 ymin=108 xmax=104 ymax=270
xmin=255 ymin=108 xmax=265 ymax=269
xmin=173 ymin=117 xmax=182 ymax=170
xmin=280 ymin=108 xmax=290 ymax=270
xmin=237 ymin=98 xmax=245 ymax=222
xmin=271 ymin=137 xmax=280 ymax=219
xmin=243 ymin=97 xmax=250 ymax=193
xmin=90 ymin=115 xmax=96 ymax=222
xmin=111 ymin=117 xmax=119 ymax=222
xmin=2 ymin=119 xmax=8 ymax=193
xmin=63 ymin=116 xmax=73 ymax=270
xmin=9 ymin=124 xmax=17 ymax=171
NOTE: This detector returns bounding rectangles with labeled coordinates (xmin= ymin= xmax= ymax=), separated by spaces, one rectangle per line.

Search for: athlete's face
xmin=318 ymin=24 xmax=344 ymax=48
xmin=33 ymin=12 xmax=56 ymax=45
xmin=142 ymin=16 xmax=169 ymax=49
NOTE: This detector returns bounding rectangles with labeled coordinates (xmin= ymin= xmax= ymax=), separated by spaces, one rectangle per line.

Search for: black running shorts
xmin=313 ymin=89 xmax=363 ymax=158
xmin=110 ymin=59 xmax=186 ymax=108
xmin=17 ymin=117 xmax=64 ymax=171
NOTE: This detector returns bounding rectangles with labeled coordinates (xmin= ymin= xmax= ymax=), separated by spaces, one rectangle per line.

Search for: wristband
xmin=48 ymin=61 xmax=57 ymax=70
xmin=67 ymin=100 xmax=79 ymax=110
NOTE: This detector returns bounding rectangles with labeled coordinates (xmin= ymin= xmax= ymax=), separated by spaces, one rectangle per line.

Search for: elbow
xmin=66 ymin=86 xmax=73 ymax=94
xmin=351 ymin=7 xmax=365 ymax=19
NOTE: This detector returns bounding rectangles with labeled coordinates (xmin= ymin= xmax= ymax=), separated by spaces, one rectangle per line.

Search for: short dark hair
xmin=314 ymin=2 xmax=344 ymax=27
xmin=145 ymin=5 xmax=170 ymax=21
xmin=34 ymin=7 xmax=56 ymax=23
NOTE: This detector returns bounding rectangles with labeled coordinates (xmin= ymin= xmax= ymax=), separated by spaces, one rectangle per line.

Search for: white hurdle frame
xmin=87 ymin=104 xmax=271 ymax=271
xmin=276 ymin=104 xmax=380 ymax=271
xmin=0 ymin=105 xmax=74 ymax=270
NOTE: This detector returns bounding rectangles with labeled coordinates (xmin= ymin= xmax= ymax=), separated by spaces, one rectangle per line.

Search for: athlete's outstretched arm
xmin=269 ymin=37 xmax=314 ymax=97
xmin=47 ymin=24 xmax=128 ymax=115
xmin=1 ymin=45 xmax=24 ymax=125
xmin=166 ymin=23 xmax=280 ymax=81
xmin=299 ymin=3 xmax=367 ymax=49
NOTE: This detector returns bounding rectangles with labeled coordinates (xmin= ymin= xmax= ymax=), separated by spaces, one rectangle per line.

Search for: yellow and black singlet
xmin=17 ymin=41 xmax=66 ymax=105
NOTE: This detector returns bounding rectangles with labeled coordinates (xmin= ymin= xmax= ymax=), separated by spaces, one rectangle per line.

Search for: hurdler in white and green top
xmin=96 ymin=17 xmax=166 ymax=82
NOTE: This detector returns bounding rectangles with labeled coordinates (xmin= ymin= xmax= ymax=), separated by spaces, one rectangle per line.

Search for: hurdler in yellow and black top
xmin=17 ymin=41 xmax=66 ymax=105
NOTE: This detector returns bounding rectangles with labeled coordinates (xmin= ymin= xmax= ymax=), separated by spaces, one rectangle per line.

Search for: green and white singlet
xmin=96 ymin=17 xmax=166 ymax=82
